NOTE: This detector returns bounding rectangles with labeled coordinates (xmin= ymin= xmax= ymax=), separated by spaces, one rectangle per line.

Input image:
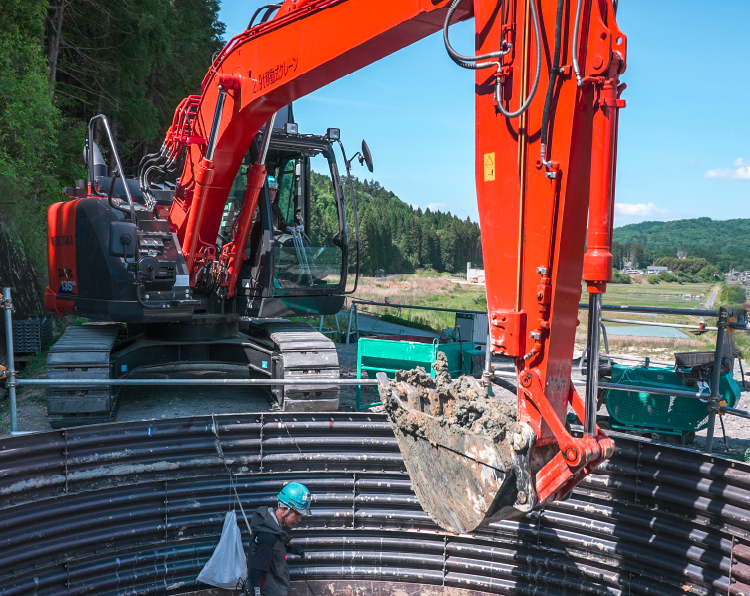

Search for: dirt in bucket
xmin=379 ymin=352 xmax=518 ymax=445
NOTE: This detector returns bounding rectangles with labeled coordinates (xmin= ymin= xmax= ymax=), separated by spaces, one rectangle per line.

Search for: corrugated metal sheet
xmin=0 ymin=413 xmax=748 ymax=595
xmin=473 ymin=313 xmax=489 ymax=346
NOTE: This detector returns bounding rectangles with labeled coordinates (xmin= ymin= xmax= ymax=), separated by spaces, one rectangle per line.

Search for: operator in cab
xmin=245 ymin=482 xmax=311 ymax=596
xmin=268 ymin=175 xmax=291 ymax=232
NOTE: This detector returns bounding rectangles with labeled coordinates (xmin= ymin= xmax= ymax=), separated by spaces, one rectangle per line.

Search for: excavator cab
xmin=266 ymin=139 xmax=345 ymax=294
xmin=220 ymin=122 xmax=358 ymax=318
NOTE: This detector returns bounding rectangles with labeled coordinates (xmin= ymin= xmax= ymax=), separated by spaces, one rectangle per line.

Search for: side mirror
xmin=360 ymin=139 xmax=373 ymax=173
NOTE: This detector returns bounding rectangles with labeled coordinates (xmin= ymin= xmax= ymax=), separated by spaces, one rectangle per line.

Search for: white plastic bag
xmin=197 ymin=511 xmax=248 ymax=589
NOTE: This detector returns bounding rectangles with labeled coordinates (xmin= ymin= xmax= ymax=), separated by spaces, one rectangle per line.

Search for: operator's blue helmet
xmin=277 ymin=482 xmax=311 ymax=516
xmin=267 ymin=175 xmax=279 ymax=190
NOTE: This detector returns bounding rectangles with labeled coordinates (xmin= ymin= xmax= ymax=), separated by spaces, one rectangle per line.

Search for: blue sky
xmin=218 ymin=1 xmax=750 ymax=227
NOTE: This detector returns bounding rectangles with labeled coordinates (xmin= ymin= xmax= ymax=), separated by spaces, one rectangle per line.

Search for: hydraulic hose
xmin=494 ymin=0 xmax=542 ymax=118
xmin=137 ymin=149 xmax=165 ymax=209
xmin=247 ymin=3 xmax=281 ymax=29
xmin=572 ymin=0 xmax=584 ymax=85
xmin=136 ymin=284 xmax=161 ymax=309
xmin=260 ymin=5 xmax=280 ymax=23
xmin=443 ymin=0 xmax=510 ymax=69
xmin=540 ymin=0 xmax=565 ymax=165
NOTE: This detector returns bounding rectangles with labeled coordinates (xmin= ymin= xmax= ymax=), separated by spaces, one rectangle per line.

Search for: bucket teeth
xmin=376 ymin=356 xmax=540 ymax=534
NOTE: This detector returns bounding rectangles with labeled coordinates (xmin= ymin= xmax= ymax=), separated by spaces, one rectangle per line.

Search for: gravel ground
xmin=3 ymin=341 xmax=750 ymax=461
xmin=1 ymin=340 xmax=367 ymax=438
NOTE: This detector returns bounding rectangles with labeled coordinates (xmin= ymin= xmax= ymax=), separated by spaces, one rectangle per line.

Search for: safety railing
xmin=342 ymin=295 xmax=750 ymax=454
xmin=344 ymin=299 xmax=486 ymax=344
xmin=4 ymin=286 xmax=750 ymax=454
xmin=577 ymin=299 xmax=750 ymax=453
xmin=0 ymin=288 xmax=377 ymax=436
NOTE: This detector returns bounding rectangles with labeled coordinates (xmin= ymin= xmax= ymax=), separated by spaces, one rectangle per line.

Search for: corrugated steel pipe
xmin=0 ymin=413 xmax=749 ymax=595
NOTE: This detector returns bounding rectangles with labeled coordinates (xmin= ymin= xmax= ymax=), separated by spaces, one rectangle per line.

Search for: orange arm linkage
xmin=164 ymin=0 xmax=626 ymax=503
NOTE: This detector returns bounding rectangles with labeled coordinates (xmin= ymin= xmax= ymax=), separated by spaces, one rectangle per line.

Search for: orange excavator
xmin=46 ymin=0 xmax=624 ymax=533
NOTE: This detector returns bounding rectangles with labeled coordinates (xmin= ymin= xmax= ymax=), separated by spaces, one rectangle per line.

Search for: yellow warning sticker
xmin=483 ymin=152 xmax=495 ymax=182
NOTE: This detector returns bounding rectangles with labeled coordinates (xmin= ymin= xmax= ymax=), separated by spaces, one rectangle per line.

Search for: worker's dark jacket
xmin=271 ymin=200 xmax=290 ymax=232
xmin=248 ymin=507 xmax=290 ymax=596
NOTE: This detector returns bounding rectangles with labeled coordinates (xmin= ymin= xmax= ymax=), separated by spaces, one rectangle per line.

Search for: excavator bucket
xmin=375 ymin=355 xmax=550 ymax=534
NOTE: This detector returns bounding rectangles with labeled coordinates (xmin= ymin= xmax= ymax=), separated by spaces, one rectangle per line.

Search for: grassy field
xmin=577 ymin=281 xmax=723 ymax=356
xmin=349 ymin=273 xmax=487 ymax=332
xmin=601 ymin=282 xmax=712 ymax=308
xmin=292 ymin=272 xmax=747 ymax=361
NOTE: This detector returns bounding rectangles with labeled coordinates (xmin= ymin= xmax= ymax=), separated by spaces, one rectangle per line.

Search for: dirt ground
xmin=3 ymin=339 xmax=750 ymax=461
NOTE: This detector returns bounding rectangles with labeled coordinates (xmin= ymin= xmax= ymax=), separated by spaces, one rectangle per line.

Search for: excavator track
xmin=244 ymin=319 xmax=340 ymax=411
xmin=43 ymin=318 xmax=339 ymax=428
xmin=46 ymin=324 xmax=121 ymax=428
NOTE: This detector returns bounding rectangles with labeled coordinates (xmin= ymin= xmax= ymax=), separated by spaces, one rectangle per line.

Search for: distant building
xmin=646 ymin=266 xmax=671 ymax=275
xmin=467 ymin=262 xmax=485 ymax=284
xmin=622 ymin=268 xmax=642 ymax=274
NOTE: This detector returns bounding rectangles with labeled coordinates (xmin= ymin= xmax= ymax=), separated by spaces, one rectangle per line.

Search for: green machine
xmin=604 ymin=356 xmax=741 ymax=437
xmin=356 ymin=335 xmax=476 ymax=410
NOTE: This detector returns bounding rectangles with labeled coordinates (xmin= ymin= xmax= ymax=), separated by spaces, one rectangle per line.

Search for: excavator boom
xmin=158 ymin=0 xmax=624 ymax=532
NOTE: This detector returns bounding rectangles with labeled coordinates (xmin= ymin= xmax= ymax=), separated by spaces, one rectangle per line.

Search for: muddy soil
xmin=379 ymin=352 xmax=517 ymax=444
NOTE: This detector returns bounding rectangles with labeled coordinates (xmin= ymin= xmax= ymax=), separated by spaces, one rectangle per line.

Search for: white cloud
xmin=703 ymin=158 xmax=750 ymax=180
xmin=426 ymin=203 xmax=447 ymax=211
xmin=615 ymin=202 xmax=668 ymax=216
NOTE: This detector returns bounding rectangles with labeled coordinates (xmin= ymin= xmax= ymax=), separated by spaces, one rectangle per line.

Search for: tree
xmin=420 ymin=222 xmax=432 ymax=268
xmin=407 ymin=218 xmax=421 ymax=266
xmin=720 ymin=283 xmax=747 ymax=306
xmin=1 ymin=0 xmax=225 ymax=284
xmin=699 ymin=265 xmax=721 ymax=280
xmin=439 ymin=222 xmax=457 ymax=273
xmin=653 ymin=256 xmax=709 ymax=274
xmin=49 ymin=0 xmax=224 ymax=172
xmin=0 ymin=0 xmax=67 ymax=270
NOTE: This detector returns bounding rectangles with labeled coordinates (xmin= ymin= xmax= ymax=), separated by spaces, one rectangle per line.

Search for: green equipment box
xmin=356 ymin=335 xmax=478 ymax=410
xmin=604 ymin=363 xmax=741 ymax=435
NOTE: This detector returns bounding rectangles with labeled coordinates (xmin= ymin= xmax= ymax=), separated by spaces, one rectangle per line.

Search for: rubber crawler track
xmin=1 ymin=413 xmax=749 ymax=595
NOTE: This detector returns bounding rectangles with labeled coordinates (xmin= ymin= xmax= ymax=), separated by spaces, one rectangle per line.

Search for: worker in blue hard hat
xmin=246 ymin=482 xmax=311 ymax=596
xmin=267 ymin=175 xmax=290 ymax=232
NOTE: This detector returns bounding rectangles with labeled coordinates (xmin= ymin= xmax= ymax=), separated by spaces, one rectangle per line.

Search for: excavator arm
xmin=159 ymin=0 xmax=625 ymax=533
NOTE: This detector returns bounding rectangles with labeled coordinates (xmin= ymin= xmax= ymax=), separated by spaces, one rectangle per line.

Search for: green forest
xmin=310 ymin=172 xmax=482 ymax=276
xmin=0 ymin=0 xmax=224 ymax=271
xmin=613 ymin=218 xmax=750 ymax=273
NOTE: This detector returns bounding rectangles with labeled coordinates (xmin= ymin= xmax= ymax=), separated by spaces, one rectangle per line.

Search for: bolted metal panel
xmin=0 ymin=413 xmax=748 ymax=595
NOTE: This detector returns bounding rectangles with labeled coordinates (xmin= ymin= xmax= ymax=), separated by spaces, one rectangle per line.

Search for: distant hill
xmin=613 ymin=218 xmax=750 ymax=272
